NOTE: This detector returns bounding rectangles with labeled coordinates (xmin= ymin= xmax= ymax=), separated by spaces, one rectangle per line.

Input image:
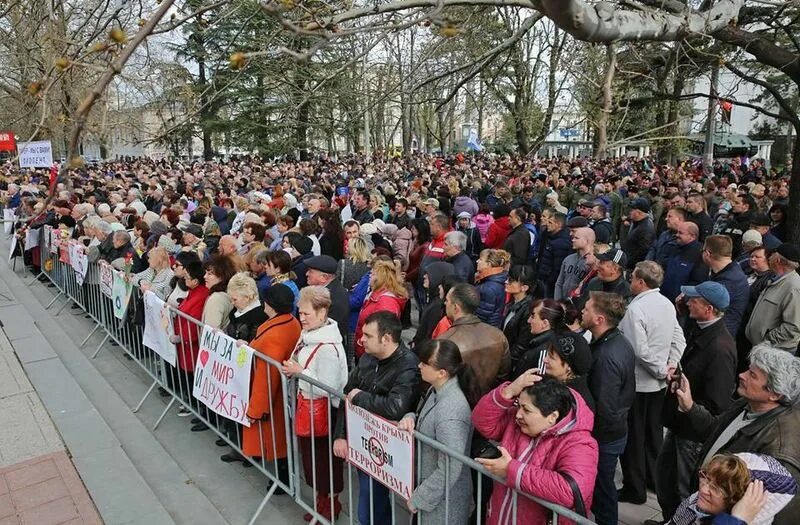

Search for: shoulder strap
xmin=293 ymin=343 xmax=324 ymax=369
xmin=559 ymin=471 xmax=587 ymax=517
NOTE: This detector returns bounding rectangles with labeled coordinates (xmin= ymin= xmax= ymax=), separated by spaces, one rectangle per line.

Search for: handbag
xmin=560 ymin=471 xmax=587 ymax=517
xmin=293 ymin=343 xmax=332 ymax=437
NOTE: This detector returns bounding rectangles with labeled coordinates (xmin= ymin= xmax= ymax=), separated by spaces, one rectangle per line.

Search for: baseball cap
xmin=597 ymin=249 xmax=628 ymax=268
xmin=750 ymin=213 xmax=770 ymax=227
xmin=742 ymin=230 xmax=763 ymax=246
xmin=425 ymin=198 xmax=439 ymax=208
xmin=566 ymin=216 xmax=590 ymax=229
xmin=681 ymin=281 xmax=730 ymax=311
xmin=630 ymin=198 xmax=651 ymax=213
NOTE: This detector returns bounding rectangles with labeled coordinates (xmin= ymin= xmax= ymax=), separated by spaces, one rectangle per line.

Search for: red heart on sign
xmin=199 ymin=349 xmax=210 ymax=367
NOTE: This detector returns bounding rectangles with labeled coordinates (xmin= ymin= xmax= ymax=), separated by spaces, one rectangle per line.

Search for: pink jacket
xmin=472 ymin=383 xmax=598 ymax=525
xmin=354 ymin=289 xmax=407 ymax=357
xmin=473 ymin=213 xmax=494 ymax=243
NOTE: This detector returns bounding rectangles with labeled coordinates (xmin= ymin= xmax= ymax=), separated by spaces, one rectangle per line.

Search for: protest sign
xmin=24 ymin=228 xmax=39 ymax=250
xmin=18 ymin=140 xmax=53 ymax=168
xmin=111 ymin=271 xmax=132 ymax=319
xmin=99 ymin=262 xmax=113 ymax=297
xmin=49 ymin=228 xmax=59 ymax=254
xmin=42 ymin=225 xmax=51 ymax=253
xmin=142 ymin=291 xmax=177 ymax=366
xmin=346 ymin=401 xmax=414 ymax=499
xmin=58 ymin=240 xmax=71 ymax=265
xmin=69 ymin=242 xmax=88 ymax=286
xmin=192 ymin=326 xmax=254 ymax=427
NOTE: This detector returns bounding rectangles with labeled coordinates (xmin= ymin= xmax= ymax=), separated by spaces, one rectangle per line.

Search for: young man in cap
xmin=622 ymin=197 xmax=656 ymax=270
xmin=749 ymin=212 xmax=781 ymax=250
xmin=582 ymin=249 xmax=631 ymax=303
xmin=745 ymin=243 xmax=800 ymax=352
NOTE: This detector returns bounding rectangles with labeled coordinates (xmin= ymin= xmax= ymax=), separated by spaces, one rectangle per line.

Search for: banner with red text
xmin=345 ymin=401 xmax=414 ymax=499
xmin=192 ymin=326 xmax=254 ymax=427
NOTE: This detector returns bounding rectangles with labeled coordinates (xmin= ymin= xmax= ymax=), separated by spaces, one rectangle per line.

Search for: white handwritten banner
xmin=192 ymin=326 xmax=254 ymax=426
xmin=69 ymin=242 xmax=88 ymax=286
xmin=24 ymin=228 xmax=39 ymax=251
xmin=142 ymin=291 xmax=177 ymax=366
xmin=42 ymin=225 xmax=52 ymax=254
xmin=346 ymin=401 xmax=414 ymax=499
xmin=111 ymin=271 xmax=132 ymax=319
xmin=99 ymin=262 xmax=113 ymax=297
xmin=49 ymin=228 xmax=59 ymax=254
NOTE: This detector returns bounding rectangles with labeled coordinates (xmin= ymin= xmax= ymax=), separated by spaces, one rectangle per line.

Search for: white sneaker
xmin=177 ymin=406 xmax=191 ymax=417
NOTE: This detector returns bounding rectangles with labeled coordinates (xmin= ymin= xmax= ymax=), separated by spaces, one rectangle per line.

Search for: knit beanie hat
xmin=265 ymin=283 xmax=295 ymax=315
xmin=550 ymin=331 xmax=593 ymax=376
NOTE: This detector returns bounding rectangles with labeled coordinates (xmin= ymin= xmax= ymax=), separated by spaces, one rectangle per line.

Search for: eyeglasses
xmin=698 ymin=470 xmax=726 ymax=499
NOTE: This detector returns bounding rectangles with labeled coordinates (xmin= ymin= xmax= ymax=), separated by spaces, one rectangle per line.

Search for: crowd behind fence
xmin=29 ymin=228 xmax=597 ymax=525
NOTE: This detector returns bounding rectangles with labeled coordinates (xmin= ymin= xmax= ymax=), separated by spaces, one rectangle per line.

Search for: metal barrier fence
xmin=29 ymin=232 xmax=597 ymax=525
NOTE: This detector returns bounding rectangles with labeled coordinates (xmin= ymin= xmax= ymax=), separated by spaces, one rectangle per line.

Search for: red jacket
xmin=485 ymin=216 xmax=512 ymax=249
xmin=174 ymin=284 xmax=210 ymax=371
xmin=472 ymin=384 xmax=598 ymax=525
xmin=354 ymin=289 xmax=407 ymax=357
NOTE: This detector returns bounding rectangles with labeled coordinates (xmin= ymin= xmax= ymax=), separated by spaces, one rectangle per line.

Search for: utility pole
xmin=703 ymin=62 xmax=720 ymax=171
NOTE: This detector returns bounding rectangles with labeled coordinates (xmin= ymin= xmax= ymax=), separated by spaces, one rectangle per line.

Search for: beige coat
xmin=745 ymin=271 xmax=800 ymax=350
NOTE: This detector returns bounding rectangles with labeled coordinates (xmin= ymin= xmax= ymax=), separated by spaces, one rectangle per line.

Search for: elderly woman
xmin=244 ymin=285 xmax=301 ymax=491
xmin=473 ymin=374 xmax=598 ymax=525
xmin=218 ymin=273 xmax=269 ymax=466
xmin=133 ymin=247 xmax=174 ymax=301
xmin=398 ymin=339 xmax=481 ymax=525
xmin=281 ymin=286 xmax=349 ymax=521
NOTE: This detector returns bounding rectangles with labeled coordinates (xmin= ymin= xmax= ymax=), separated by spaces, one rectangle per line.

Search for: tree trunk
xmin=703 ymin=62 xmax=719 ymax=171
xmin=595 ymin=43 xmax=616 ymax=159
xmin=788 ymin=134 xmax=800 ymax=243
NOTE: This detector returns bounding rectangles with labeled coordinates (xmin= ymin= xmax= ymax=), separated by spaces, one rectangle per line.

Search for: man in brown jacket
xmin=438 ymin=283 xmax=510 ymax=394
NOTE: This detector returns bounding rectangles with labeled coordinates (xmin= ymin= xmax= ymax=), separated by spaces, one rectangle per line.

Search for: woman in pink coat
xmin=473 ymin=373 xmax=598 ymax=525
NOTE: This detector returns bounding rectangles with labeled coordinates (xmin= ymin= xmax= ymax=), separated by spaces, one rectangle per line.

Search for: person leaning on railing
xmin=473 ymin=373 xmax=598 ymax=525
xmin=398 ymin=339 xmax=481 ymax=525
xmin=244 ymin=283 xmax=301 ymax=494
xmin=280 ymin=286 xmax=348 ymax=522
xmin=133 ymin=247 xmax=174 ymax=301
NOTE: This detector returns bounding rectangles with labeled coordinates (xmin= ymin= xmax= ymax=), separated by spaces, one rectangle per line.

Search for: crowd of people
xmin=4 ymin=152 xmax=800 ymax=525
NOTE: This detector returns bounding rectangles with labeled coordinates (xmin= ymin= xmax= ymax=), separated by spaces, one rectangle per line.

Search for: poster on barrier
xmin=42 ymin=225 xmax=51 ymax=253
xmin=49 ymin=228 xmax=59 ymax=254
xmin=24 ymin=228 xmax=39 ymax=250
xmin=69 ymin=242 xmax=88 ymax=286
xmin=345 ymin=401 xmax=414 ymax=499
xmin=192 ymin=326 xmax=254 ymax=427
xmin=111 ymin=271 xmax=132 ymax=319
xmin=142 ymin=291 xmax=177 ymax=366
xmin=58 ymin=239 xmax=71 ymax=265
xmin=99 ymin=262 xmax=113 ymax=297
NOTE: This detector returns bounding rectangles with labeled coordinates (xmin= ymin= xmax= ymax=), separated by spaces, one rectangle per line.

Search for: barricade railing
xmin=30 ymin=231 xmax=597 ymax=525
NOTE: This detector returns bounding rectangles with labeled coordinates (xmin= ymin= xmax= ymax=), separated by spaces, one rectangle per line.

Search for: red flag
xmin=49 ymin=164 xmax=59 ymax=192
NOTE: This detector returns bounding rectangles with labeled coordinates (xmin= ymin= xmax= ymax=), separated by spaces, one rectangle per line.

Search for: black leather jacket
xmin=334 ymin=344 xmax=421 ymax=439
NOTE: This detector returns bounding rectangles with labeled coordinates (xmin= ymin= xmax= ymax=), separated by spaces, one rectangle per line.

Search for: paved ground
xmin=0 ymin=324 xmax=102 ymax=525
xmin=0 ymin=238 xmax=665 ymax=525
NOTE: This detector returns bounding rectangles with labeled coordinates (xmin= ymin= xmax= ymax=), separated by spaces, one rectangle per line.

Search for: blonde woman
xmin=337 ymin=236 xmax=371 ymax=290
xmin=281 ymin=287 xmax=348 ymax=521
xmin=353 ymin=257 xmax=408 ymax=358
xmin=133 ymin=247 xmax=174 ymax=301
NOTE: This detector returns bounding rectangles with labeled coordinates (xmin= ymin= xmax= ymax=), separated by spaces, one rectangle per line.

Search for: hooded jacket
xmin=354 ymin=289 xmax=407 ymax=357
xmin=486 ymin=216 xmax=512 ymax=249
xmin=293 ymin=319 xmax=349 ymax=404
xmin=453 ymin=196 xmax=479 ymax=218
xmin=476 ymin=270 xmax=508 ymax=328
xmin=472 ymin=385 xmax=598 ymax=525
